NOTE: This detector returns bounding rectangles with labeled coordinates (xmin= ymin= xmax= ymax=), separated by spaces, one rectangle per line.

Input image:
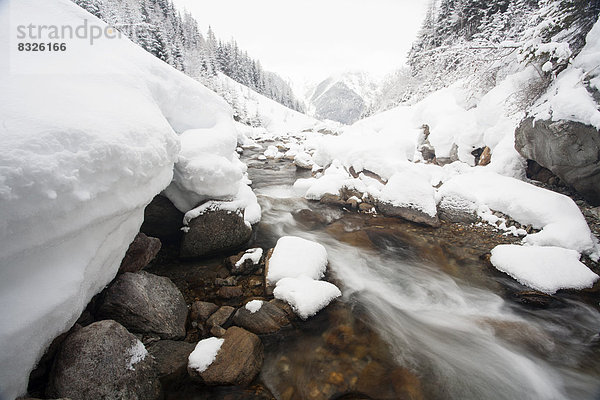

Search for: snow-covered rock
xmin=188 ymin=327 xmax=263 ymax=386
xmin=377 ymin=170 xmax=440 ymax=227
xmin=490 ymin=245 xmax=599 ymax=294
xmin=273 ymin=276 xmax=342 ymax=320
xmin=0 ymin=0 xmax=252 ymax=397
xmin=188 ymin=337 xmax=225 ymax=374
xmin=180 ymin=209 xmax=253 ymax=258
xmin=266 ymin=236 xmax=329 ymax=284
xmin=437 ymin=170 xmax=599 ymax=258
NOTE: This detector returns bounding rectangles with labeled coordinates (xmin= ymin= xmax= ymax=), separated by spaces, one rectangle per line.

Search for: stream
xmin=244 ymin=148 xmax=600 ymax=400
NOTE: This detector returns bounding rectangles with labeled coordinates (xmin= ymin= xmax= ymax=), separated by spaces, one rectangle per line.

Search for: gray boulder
xmin=377 ymin=201 xmax=440 ymax=227
xmin=188 ymin=326 xmax=263 ymax=386
xmin=140 ymin=194 xmax=184 ymax=244
xmin=97 ymin=272 xmax=188 ymax=339
xmin=118 ymin=232 xmax=161 ymax=274
xmin=180 ymin=209 xmax=252 ymax=259
xmin=515 ymin=117 xmax=600 ymax=205
xmin=47 ymin=320 xmax=160 ymax=400
xmin=233 ymin=301 xmax=289 ymax=334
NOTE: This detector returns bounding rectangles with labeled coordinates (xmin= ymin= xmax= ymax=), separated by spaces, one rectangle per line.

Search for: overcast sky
xmin=170 ymin=0 xmax=429 ymax=89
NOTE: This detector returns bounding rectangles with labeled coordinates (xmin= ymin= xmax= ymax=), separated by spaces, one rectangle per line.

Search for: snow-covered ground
xmin=0 ymin=0 xmax=256 ymax=398
xmin=288 ymin=19 xmax=600 ymax=294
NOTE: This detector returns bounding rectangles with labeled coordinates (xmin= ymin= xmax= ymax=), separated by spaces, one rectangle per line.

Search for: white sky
xmin=170 ymin=0 xmax=429 ymax=89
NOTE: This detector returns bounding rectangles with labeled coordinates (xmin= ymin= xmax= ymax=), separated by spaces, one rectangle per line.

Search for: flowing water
xmin=246 ymin=152 xmax=600 ymax=400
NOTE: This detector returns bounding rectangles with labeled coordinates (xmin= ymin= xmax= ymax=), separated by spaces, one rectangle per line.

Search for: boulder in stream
xmin=47 ymin=320 xmax=160 ymax=400
xmin=233 ymin=300 xmax=289 ymax=334
xmin=515 ymin=117 xmax=600 ymax=205
xmin=188 ymin=326 xmax=263 ymax=386
xmin=180 ymin=209 xmax=252 ymax=259
xmin=97 ymin=271 xmax=188 ymax=340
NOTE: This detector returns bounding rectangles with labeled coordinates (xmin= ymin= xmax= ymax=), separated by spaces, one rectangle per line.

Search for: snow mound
xmin=0 ymin=0 xmax=252 ymax=398
xmin=438 ymin=171 xmax=598 ymax=256
xmin=164 ymin=127 xmax=244 ymax=211
xmin=490 ymin=245 xmax=599 ymax=294
xmin=188 ymin=337 xmax=225 ymax=373
xmin=378 ymin=170 xmax=438 ymax=217
xmin=266 ymin=236 xmax=328 ymax=284
xmin=273 ymin=276 xmax=342 ymax=320
xmin=245 ymin=300 xmax=263 ymax=314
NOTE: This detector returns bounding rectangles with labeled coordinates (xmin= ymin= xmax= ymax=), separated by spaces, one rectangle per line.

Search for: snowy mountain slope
xmin=209 ymin=73 xmax=321 ymax=138
xmin=305 ymin=72 xmax=380 ymax=124
xmin=73 ymin=0 xmax=305 ymax=113
xmin=0 ymin=0 xmax=251 ymax=398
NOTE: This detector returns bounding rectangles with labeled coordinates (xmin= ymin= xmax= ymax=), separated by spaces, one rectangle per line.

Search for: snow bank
xmin=532 ymin=18 xmax=600 ymax=129
xmin=245 ymin=300 xmax=263 ymax=314
xmin=273 ymin=276 xmax=342 ymax=320
xmin=188 ymin=337 xmax=225 ymax=373
xmin=164 ymin=127 xmax=245 ymax=211
xmin=266 ymin=236 xmax=329 ymax=284
xmin=490 ymin=245 xmax=599 ymax=294
xmin=379 ymin=170 xmax=438 ymax=217
xmin=437 ymin=171 xmax=598 ymax=256
xmin=213 ymin=72 xmax=320 ymax=138
xmin=0 ymin=0 xmax=250 ymax=398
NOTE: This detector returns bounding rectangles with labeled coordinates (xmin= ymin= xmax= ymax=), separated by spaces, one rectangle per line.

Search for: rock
xmin=437 ymin=196 xmax=478 ymax=224
xmin=118 ymin=233 xmax=161 ymax=274
xmin=215 ymin=276 xmax=237 ymax=286
xmin=216 ymin=285 xmax=244 ymax=299
xmin=377 ymin=201 xmax=440 ymax=228
xmin=206 ymin=306 xmax=236 ymax=329
xmin=340 ymin=187 xmax=363 ymax=201
xmin=515 ymin=117 xmax=600 ymax=205
xmin=512 ymin=291 xmax=565 ymax=309
xmin=97 ymin=272 xmax=188 ymax=340
xmin=346 ymin=198 xmax=360 ymax=210
xmin=226 ymin=248 xmax=263 ymax=276
xmin=269 ymin=299 xmax=296 ymax=319
xmin=210 ymin=325 xmax=227 ymax=337
xmin=190 ymin=301 xmax=219 ymax=323
xmin=479 ymin=146 xmax=492 ymax=166
xmin=47 ymin=320 xmax=160 ymax=400
xmin=436 ymin=143 xmax=459 ymax=166
xmin=188 ymin=327 xmax=263 ymax=386
xmin=147 ymin=340 xmax=195 ymax=386
xmin=140 ymin=194 xmax=184 ymax=244
xmin=292 ymin=209 xmax=331 ymax=229
xmin=180 ymin=209 xmax=252 ymax=258
xmin=233 ymin=301 xmax=289 ymax=334
xmin=358 ymin=203 xmax=375 ymax=213
xmin=320 ymin=193 xmax=346 ymax=207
